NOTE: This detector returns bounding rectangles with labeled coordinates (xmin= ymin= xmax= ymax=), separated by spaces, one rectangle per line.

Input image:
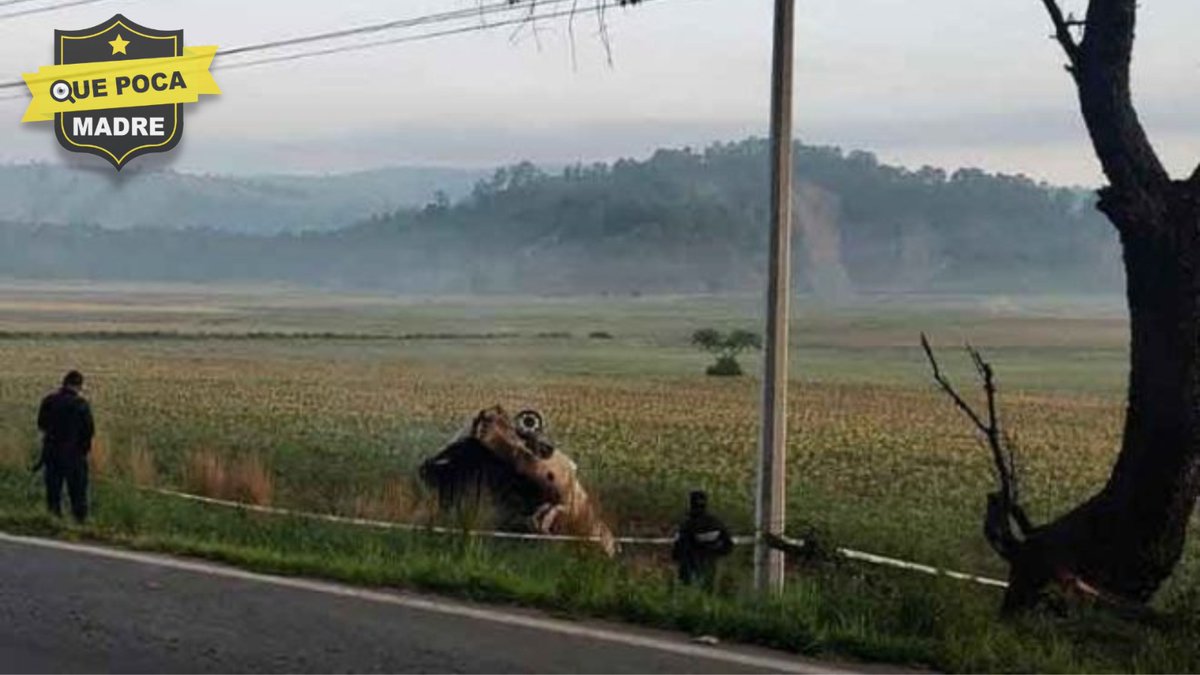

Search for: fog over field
xmin=0 ymin=138 xmax=1124 ymax=298
xmin=0 ymin=164 xmax=483 ymax=233
xmin=0 ymin=1 xmax=1191 ymax=301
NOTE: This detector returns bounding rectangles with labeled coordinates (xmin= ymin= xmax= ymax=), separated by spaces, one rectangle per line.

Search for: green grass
xmin=0 ymin=293 xmax=1136 ymax=572
xmin=3 ymin=285 xmax=1196 ymax=671
xmin=4 ymin=465 xmax=1200 ymax=673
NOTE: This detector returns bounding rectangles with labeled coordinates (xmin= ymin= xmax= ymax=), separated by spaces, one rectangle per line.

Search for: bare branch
xmin=968 ymin=344 xmax=1013 ymax=500
xmin=1039 ymin=0 xmax=1081 ymax=68
xmin=967 ymin=344 xmax=996 ymax=434
xmin=508 ymin=0 xmax=547 ymax=49
xmin=920 ymin=333 xmax=990 ymax=435
xmin=922 ymin=334 xmax=1017 ymax=506
xmin=567 ymin=0 xmax=580 ymax=70
xmin=596 ymin=0 xmax=614 ymax=67
xmin=507 ymin=0 xmax=625 ymax=67
xmin=924 ymin=333 xmax=1042 ymax=568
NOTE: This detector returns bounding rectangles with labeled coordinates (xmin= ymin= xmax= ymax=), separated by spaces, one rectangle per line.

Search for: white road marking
xmin=0 ymin=531 xmax=859 ymax=674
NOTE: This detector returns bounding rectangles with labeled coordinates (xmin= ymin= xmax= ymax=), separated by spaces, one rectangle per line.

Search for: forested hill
xmin=0 ymin=139 xmax=1122 ymax=295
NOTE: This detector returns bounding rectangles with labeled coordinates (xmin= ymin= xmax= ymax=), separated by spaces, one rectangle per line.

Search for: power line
xmin=218 ymin=0 xmax=564 ymax=58
xmin=0 ymin=0 xmax=655 ymax=100
xmin=0 ymin=0 xmax=53 ymax=8
xmin=0 ymin=0 xmax=109 ymax=20
xmin=220 ymin=1 xmax=647 ymax=72
xmin=1 ymin=0 xmax=587 ymax=90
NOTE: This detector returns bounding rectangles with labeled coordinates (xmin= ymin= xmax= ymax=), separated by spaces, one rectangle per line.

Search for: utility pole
xmin=755 ymin=0 xmax=795 ymax=595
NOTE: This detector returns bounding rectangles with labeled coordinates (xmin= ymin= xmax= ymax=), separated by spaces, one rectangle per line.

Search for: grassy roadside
xmin=2 ymin=466 xmax=1198 ymax=673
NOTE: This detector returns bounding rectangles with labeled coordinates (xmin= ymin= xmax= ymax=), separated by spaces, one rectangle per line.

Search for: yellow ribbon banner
xmin=22 ymin=46 xmax=220 ymax=123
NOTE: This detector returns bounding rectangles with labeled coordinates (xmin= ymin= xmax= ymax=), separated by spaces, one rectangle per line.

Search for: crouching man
xmin=37 ymin=370 xmax=94 ymax=523
xmin=671 ymin=490 xmax=733 ymax=590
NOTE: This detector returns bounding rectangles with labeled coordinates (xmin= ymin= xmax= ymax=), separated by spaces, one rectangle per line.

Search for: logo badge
xmin=21 ymin=15 xmax=219 ymax=170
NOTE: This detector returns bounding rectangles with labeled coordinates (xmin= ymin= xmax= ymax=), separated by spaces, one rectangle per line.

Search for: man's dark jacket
xmin=37 ymin=387 xmax=94 ymax=465
xmin=671 ymin=509 xmax=734 ymax=585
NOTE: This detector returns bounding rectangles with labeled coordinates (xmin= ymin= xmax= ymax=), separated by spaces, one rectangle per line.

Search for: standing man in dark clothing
xmin=37 ymin=370 xmax=94 ymax=522
xmin=671 ymin=490 xmax=734 ymax=590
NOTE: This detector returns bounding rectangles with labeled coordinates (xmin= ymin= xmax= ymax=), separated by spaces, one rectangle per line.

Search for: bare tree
xmin=938 ymin=0 xmax=1200 ymax=611
xmin=920 ymin=337 xmax=1034 ymax=564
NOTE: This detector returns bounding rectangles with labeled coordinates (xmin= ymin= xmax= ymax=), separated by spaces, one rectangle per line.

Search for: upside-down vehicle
xmin=419 ymin=406 xmax=616 ymax=556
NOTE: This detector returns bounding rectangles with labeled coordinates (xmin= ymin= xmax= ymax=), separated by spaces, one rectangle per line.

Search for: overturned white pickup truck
xmin=419 ymin=406 xmax=617 ymax=555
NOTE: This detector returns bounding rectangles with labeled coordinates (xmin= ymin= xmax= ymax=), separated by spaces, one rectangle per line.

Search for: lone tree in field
xmin=928 ymin=0 xmax=1200 ymax=612
xmin=692 ymin=329 xmax=762 ymax=376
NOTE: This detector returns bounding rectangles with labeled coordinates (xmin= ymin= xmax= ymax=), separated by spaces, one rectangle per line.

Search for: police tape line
xmin=143 ymin=486 xmax=679 ymax=545
xmin=142 ymin=486 xmax=1008 ymax=589
xmin=838 ymin=549 xmax=1007 ymax=588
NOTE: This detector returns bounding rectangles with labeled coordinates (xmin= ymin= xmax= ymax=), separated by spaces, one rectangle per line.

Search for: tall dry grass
xmin=89 ymin=436 xmax=111 ymax=475
xmin=125 ymin=441 xmax=157 ymax=486
xmin=183 ymin=448 xmax=273 ymax=506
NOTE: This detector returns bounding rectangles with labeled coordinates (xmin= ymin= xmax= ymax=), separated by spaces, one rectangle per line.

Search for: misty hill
xmin=0 ymin=139 xmax=1123 ymax=295
xmin=0 ymin=164 xmax=483 ymax=234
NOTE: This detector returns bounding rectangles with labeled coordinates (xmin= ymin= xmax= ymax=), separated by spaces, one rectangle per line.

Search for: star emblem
xmin=108 ymin=33 xmax=130 ymax=56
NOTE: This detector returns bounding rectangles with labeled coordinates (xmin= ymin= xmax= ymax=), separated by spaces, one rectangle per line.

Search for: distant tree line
xmin=0 ymin=138 xmax=1122 ymax=295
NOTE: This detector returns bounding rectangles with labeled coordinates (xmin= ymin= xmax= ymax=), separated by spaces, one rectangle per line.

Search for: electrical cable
xmin=0 ymin=0 xmax=110 ymax=20
xmin=218 ymin=0 xmax=569 ymax=58
xmin=0 ymin=0 xmax=655 ymax=102
xmin=0 ymin=0 xmax=56 ymax=9
xmin=0 ymin=0 xmax=594 ymax=90
xmin=220 ymin=0 xmax=649 ymax=72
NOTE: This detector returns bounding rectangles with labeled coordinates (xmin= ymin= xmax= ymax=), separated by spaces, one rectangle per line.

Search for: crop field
xmin=0 ymin=282 xmax=1159 ymax=582
xmin=9 ymin=283 xmax=1200 ymax=670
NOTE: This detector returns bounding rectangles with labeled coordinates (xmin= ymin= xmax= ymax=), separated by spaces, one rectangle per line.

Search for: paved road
xmin=0 ymin=534 xmax=854 ymax=674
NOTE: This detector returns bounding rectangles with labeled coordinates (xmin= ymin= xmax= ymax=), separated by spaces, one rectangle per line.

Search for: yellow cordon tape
xmin=21 ymin=46 xmax=220 ymax=123
xmin=138 ymin=485 xmax=1009 ymax=588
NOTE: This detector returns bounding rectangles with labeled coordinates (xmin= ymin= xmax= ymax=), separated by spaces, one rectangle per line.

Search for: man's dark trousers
xmin=44 ymin=455 xmax=88 ymax=522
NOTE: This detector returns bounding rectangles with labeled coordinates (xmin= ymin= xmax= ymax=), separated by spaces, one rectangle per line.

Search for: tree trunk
xmin=993 ymin=0 xmax=1200 ymax=609
xmin=1004 ymin=181 xmax=1200 ymax=609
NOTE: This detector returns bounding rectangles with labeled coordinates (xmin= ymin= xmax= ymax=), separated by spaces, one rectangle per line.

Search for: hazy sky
xmin=0 ymin=0 xmax=1195 ymax=185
